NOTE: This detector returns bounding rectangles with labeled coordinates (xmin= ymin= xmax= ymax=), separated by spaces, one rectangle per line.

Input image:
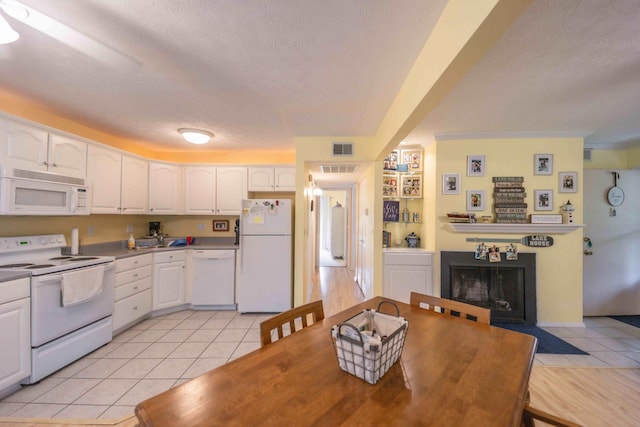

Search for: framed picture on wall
xmin=534 ymin=154 xmax=553 ymax=175
xmin=558 ymin=171 xmax=578 ymax=193
xmin=466 ymin=190 xmax=486 ymax=211
xmin=382 ymin=173 xmax=399 ymax=198
xmin=213 ymin=220 xmax=229 ymax=231
xmin=401 ymin=149 xmax=423 ymax=171
xmin=400 ymin=174 xmax=422 ymax=198
xmin=534 ymin=189 xmax=553 ymax=210
xmin=383 ymin=150 xmax=399 ymax=171
xmin=442 ymin=173 xmax=461 ymax=195
xmin=467 ymin=155 xmax=486 ymax=177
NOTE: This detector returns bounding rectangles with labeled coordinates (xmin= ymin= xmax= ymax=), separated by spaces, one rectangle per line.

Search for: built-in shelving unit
xmin=446 ymin=223 xmax=584 ymax=234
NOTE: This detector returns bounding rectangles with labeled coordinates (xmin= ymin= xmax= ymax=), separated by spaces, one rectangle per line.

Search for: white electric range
xmin=0 ymin=234 xmax=115 ymax=383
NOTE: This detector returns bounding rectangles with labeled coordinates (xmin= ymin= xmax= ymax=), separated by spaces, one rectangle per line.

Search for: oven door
xmin=0 ymin=177 xmax=90 ymax=215
xmin=31 ymin=262 xmax=115 ymax=347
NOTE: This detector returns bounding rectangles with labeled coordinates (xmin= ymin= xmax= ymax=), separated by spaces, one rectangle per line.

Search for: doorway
xmin=318 ymin=189 xmax=349 ymax=267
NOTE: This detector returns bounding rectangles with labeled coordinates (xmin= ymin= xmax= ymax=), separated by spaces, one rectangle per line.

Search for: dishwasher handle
xmin=191 ymin=250 xmax=235 ymax=260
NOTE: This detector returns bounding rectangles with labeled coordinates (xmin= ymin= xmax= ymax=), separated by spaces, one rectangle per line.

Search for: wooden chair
xmin=260 ymin=300 xmax=325 ymax=347
xmin=521 ymin=404 xmax=582 ymax=427
xmin=409 ymin=292 xmax=490 ymax=324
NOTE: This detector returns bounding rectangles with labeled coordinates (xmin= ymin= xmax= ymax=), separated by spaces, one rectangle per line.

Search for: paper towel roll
xmin=71 ymin=227 xmax=79 ymax=255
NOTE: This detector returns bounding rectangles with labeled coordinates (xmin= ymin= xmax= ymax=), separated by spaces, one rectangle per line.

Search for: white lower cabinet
xmin=113 ymin=254 xmax=153 ymax=333
xmin=383 ymin=250 xmax=434 ymax=304
xmin=153 ymin=251 xmax=186 ymax=311
xmin=0 ymin=278 xmax=31 ymax=393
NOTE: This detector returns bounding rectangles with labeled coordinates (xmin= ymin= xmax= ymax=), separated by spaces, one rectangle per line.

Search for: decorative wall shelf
xmin=446 ymin=223 xmax=584 ymax=234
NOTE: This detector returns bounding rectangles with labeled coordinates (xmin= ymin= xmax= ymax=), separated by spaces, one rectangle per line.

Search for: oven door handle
xmin=34 ymin=262 xmax=115 ymax=287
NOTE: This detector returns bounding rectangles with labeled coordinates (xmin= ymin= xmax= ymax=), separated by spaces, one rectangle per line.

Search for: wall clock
xmin=606 ymin=172 xmax=624 ymax=207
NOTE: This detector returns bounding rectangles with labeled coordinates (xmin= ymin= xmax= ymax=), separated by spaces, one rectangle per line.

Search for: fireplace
xmin=440 ymin=251 xmax=537 ymax=324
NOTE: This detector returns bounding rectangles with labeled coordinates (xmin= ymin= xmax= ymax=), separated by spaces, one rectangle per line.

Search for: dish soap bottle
xmin=128 ymin=233 xmax=136 ymax=250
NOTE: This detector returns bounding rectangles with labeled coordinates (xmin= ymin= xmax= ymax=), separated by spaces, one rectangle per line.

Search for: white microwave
xmin=0 ymin=168 xmax=90 ymax=215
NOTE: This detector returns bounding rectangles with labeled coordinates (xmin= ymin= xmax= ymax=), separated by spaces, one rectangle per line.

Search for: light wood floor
xmin=3 ymin=267 xmax=638 ymax=426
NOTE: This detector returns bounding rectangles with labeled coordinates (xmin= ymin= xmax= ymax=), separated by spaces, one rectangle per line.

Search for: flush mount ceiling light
xmin=178 ymin=128 xmax=214 ymax=145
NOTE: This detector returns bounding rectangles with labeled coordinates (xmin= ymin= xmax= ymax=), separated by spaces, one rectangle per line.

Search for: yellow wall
xmin=585 ymin=146 xmax=640 ymax=170
xmin=435 ymin=137 xmax=584 ymax=324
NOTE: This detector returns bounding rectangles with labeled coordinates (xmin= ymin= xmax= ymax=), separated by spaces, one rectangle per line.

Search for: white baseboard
xmin=536 ymin=321 xmax=586 ymax=328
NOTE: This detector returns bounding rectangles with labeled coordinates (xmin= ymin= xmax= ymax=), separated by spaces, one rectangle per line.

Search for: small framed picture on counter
xmin=213 ymin=220 xmax=229 ymax=231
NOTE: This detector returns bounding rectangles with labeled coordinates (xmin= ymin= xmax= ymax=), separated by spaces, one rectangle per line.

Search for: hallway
xmin=309 ymin=266 xmax=364 ymax=317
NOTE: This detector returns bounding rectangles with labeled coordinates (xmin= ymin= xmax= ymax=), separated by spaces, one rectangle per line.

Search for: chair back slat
xmin=410 ymin=292 xmax=490 ymax=325
xmin=260 ymin=300 xmax=325 ymax=346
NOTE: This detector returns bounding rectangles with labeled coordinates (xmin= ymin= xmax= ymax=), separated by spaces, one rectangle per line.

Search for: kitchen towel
xmin=61 ymin=265 xmax=105 ymax=307
xmin=71 ymin=227 xmax=79 ymax=255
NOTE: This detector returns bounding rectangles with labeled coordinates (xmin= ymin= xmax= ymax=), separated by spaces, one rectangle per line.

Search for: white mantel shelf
xmin=446 ymin=223 xmax=584 ymax=234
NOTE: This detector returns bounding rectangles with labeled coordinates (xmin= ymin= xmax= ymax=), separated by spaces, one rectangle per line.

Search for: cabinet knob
xmin=42 ymin=161 xmax=49 ymax=166
xmin=133 ymin=306 xmax=138 ymax=310
xmin=133 ymin=274 xmax=138 ymax=277
xmin=133 ymin=286 xmax=138 ymax=290
xmin=52 ymin=163 xmax=58 ymax=167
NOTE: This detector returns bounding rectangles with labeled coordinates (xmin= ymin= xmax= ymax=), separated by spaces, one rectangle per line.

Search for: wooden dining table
xmin=135 ymin=297 xmax=537 ymax=426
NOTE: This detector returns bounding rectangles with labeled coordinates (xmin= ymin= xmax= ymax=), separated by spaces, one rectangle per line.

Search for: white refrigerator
xmin=237 ymin=199 xmax=292 ymax=313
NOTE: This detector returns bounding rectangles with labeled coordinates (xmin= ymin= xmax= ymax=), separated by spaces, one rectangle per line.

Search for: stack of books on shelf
xmin=382 ymin=230 xmax=392 ymax=248
xmin=446 ymin=212 xmax=476 ymax=223
xmin=493 ymin=177 xmax=528 ymax=224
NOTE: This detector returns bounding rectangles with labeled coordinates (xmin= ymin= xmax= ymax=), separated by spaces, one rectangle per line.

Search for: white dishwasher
xmin=188 ymin=249 xmax=236 ymax=309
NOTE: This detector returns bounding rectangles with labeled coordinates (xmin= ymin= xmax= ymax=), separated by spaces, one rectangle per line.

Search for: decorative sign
xmin=522 ymin=235 xmax=554 ymax=247
xmin=383 ymin=200 xmax=400 ymax=222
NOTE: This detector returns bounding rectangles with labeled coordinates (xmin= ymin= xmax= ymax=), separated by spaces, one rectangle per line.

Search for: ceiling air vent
xmin=583 ymin=148 xmax=593 ymax=162
xmin=332 ymin=142 xmax=353 ymax=156
xmin=320 ymin=165 xmax=358 ymax=174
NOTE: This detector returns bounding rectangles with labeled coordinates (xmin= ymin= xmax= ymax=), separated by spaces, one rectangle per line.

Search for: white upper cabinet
xmin=0 ymin=119 xmax=86 ymax=178
xmin=274 ymin=167 xmax=295 ymax=191
xmin=48 ymin=134 xmax=87 ymax=178
xmin=248 ymin=167 xmax=275 ymax=191
xmin=184 ymin=165 xmax=217 ymax=215
xmin=216 ymin=167 xmax=247 ymax=215
xmin=121 ymin=155 xmax=148 ymax=214
xmin=248 ymin=166 xmax=295 ymax=192
xmin=87 ymin=147 xmax=148 ymax=214
xmin=87 ymin=145 xmax=122 ymax=214
xmin=149 ymin=162 xmax=182 ymax=214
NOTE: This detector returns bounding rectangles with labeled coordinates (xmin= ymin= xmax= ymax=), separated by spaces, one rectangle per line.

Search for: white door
xmin=149 ymin=162 xmax=182 ymax=214
xmin=217 ymin=167 xmax=247 ymax=215
xmin=153 ymin=261 xmax=185 ymax=310
xmin=583 ymin=169 xmax=640 ymax=315
xmin=87 ymin=145 xmax=122 ymax=213
xmin=0 ymin=119 xmax=48 ymax=172
xmin=248 ymin=167 xmax=274 ymax=191
xmin=184 ymin=165 xmax=217 ymax=214
xmin=48 ymin=134 xmax=87 ymax=178
xmin=274 ymin=167 xmax=296 ymax=191
xmin=0 ymin=297 xmax=30 ymax=390
xmin=121 ymin=155 xmax=148 ymax=214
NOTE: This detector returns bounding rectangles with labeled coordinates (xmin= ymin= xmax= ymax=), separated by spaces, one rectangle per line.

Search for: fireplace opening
xmin=441 ymin=251 xmax=537 ymax=324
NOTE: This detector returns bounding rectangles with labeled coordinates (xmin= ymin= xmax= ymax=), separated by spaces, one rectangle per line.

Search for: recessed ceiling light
xmin=178 ymin=128 xmax=214 ymax=145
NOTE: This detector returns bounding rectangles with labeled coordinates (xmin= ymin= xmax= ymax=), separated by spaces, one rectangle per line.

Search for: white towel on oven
xmin=61 ymin=265 xmax=105 ymax=307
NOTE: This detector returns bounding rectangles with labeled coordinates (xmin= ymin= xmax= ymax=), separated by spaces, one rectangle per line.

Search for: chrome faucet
xmin=156 ymin=233 xmax=165 ymax=246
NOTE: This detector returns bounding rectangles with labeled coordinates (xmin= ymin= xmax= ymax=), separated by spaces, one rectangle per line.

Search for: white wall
xmin=583 ymin=169 xmax=640 ymax=315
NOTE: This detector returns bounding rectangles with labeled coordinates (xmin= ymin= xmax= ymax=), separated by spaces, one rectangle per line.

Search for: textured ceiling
xmin=0 ymin=0 xmax=638 ymax=160
xmin=408 ymin=0 xmax=640 ymax=149
xmin=0 ymin=0 xmax=445 ymax=152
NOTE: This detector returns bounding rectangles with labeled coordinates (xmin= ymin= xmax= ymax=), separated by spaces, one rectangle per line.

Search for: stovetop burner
xmin=0 ymin=263 xmax=35 ymax=268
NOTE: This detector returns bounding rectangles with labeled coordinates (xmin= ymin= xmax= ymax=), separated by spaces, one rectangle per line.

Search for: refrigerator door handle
xmin=239 ymin=243 xmax=245 ymax=273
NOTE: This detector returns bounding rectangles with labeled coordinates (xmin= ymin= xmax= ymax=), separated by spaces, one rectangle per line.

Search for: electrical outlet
xmin=87 ymin=225 xmax=95 ymax=236
xmin=198 ymin=223 xmax=205 ymax=231
xmin=126 ymin=224 xmax=134 ymax=233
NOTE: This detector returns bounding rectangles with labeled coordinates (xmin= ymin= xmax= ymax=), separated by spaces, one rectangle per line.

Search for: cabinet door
xmin=153 ymin=261 xmax=185 ymax=310
xmin=184 ymin=165 xmax=217 ymax=214
xmin=274 ymin=167 xmax=296 ymax=191
xmin=87 ymin=145 xmax=122 ymax=213
xmin=0 ymin=298 xmax=31 ymax=391
xmin=149 ymin=162 xmax=182 ymax=214
xmin=0 ymin=119 xmax=48 ymax=172
xmin=216 ymin=167 xmax=247 ymax=215
xmin=248 ymin=167 xmax=274 ymax=191
xmin=48 ymin=134 xmax=87 ymax=178
xmin=121 ymin=155 xmax=148 ymax=214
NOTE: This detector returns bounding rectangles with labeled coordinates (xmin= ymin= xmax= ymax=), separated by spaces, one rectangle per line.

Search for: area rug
xmin=609 ymin=315 xmax=640 ymax=328
xmin=492 ymin=323 xmax=588 ymax=355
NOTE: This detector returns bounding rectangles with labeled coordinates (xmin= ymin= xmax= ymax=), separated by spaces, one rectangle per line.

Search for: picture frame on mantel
xmin=534 ymin=154 xmax=553 ymax=175
xmin=467 ymin=155 xmax=485 ymax=177
xmin=466 ymin=190 xmax=486 ymax=211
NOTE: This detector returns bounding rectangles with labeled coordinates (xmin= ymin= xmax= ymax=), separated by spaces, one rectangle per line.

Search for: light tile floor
xmin=0 ymin=309 xmax=269 ymax=420
xmin=1 ymin=311 xmax=639 ymax=421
